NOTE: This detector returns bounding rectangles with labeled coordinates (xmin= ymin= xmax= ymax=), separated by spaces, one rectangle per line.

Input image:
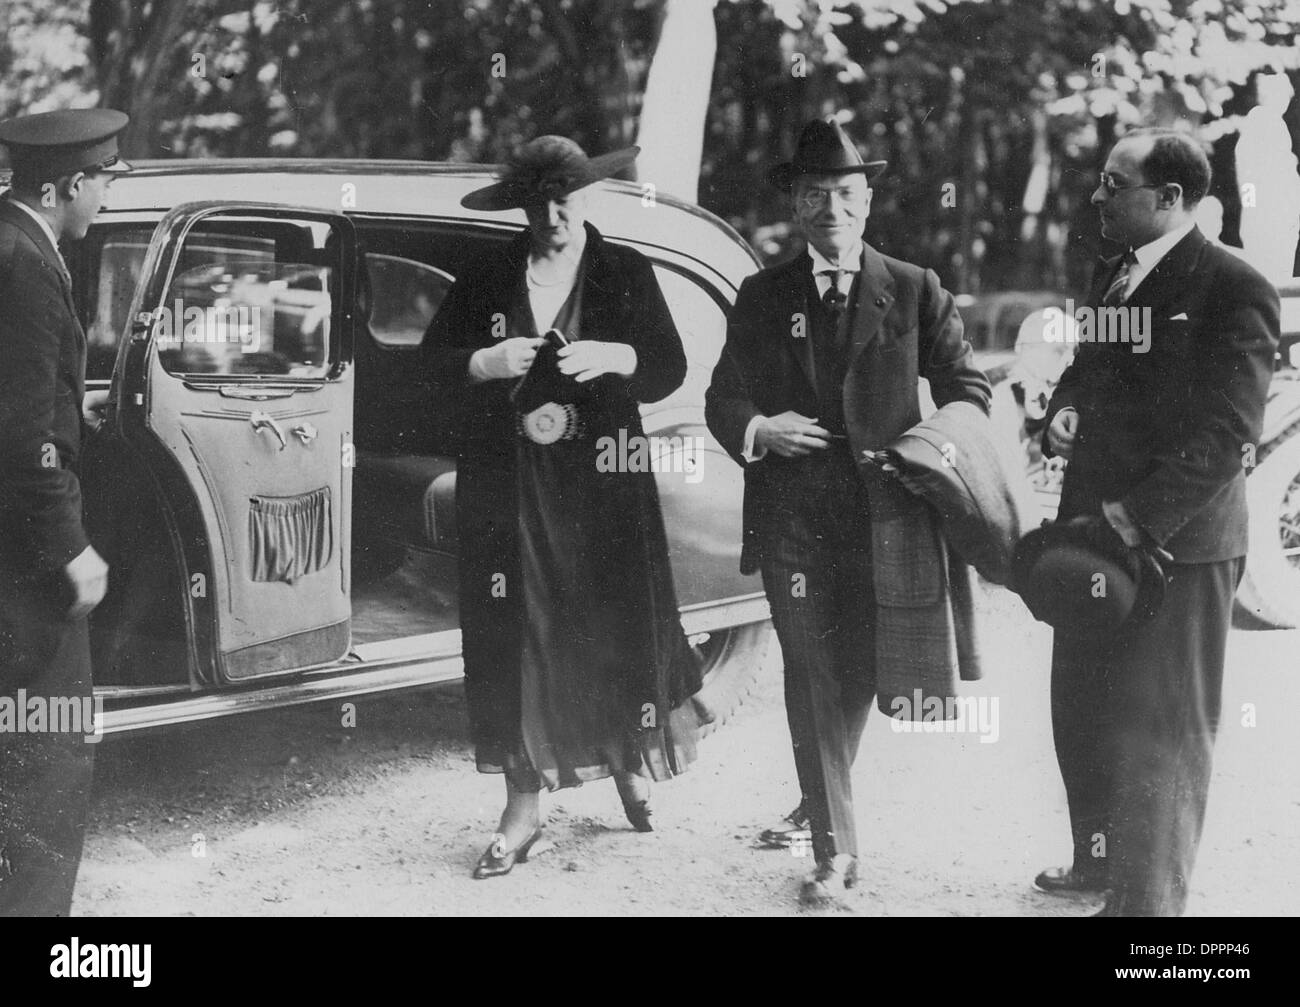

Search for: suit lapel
xmin=773 ymin=253 xmax=817 ymax=392
xmin=1124 ymin=227 xmax=1206 ymax=315
xmin=1086 ymin=253 xmax=1120 ymax=309
xmin=846 ymin=243 xmax=895 ymax=365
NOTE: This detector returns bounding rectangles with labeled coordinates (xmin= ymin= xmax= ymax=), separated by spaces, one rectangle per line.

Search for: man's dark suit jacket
xmin=707 ymin=244 xmax=991 ymax=574
xmin=0 ymin=197 xmax=90 ymax=577
xmin=1044 ymin=227 xmax=1279 ymax=562
xmin=707 ymin=243 xmax=991 ymax=705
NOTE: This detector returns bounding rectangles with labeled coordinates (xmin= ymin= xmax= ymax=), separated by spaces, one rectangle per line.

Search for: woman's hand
xmin=557 ymin=341 xmax=637 ymax=382
xmin=469 ymin=337 xmax=545 ymax=381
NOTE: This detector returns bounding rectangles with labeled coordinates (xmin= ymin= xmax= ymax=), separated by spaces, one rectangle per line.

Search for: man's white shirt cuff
xmin=742 ymin=415 xmax=767 ymax=462
xmin=467 ymin=348 xmax=492 ymax=383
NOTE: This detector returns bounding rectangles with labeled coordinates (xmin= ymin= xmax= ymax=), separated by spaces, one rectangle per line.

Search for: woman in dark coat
xmin=423 ymin=137 xmax=703 ymax=878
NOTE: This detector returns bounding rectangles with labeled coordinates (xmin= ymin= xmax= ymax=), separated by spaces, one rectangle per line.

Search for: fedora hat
xmin=461 ymin=135 xmax=638 ymax=212
xmin=768 ymin=117 xmax=886 ymax=191
xmin=1010 ymin=515 xmax=1168 ymax=638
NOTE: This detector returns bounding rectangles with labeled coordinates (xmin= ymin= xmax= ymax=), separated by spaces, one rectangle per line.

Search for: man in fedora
xmin=1036 ymin=128 xmax=1277 ymax=916
xmin=0 ymin=108 xmax=130 ymax=915
xmin=706 ymin=116 xmax=990 ymax=903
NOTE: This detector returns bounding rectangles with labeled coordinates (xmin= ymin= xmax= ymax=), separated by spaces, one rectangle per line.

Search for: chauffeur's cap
xmin=0 ymin=109 xmax=132 ymax=180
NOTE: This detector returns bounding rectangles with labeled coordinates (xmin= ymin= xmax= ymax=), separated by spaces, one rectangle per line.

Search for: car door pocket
xmin=248 ymin=486 xmax=334 ymax=583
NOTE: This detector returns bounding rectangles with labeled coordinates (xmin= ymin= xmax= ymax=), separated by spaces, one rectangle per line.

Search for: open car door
xmin=115 ymin=201 xmax=356 ymax=683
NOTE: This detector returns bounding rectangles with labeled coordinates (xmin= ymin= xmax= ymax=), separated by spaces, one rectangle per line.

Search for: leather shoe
xmin=1033 ymin=865 xmax=1106 ymax=895
xmin=472 ymin=826 xmax=546 ymax=879
xmin=759 ymin=802 xmax=811 ymax=849
xmin=799 ymin=854 xmax=858 ymax=905
xmin=614 ymin=772 xmax=653 ymax=833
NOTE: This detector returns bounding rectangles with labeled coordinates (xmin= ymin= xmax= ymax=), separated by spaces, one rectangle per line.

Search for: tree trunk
xmin=635 ymin=0 xmax=720 ymax=203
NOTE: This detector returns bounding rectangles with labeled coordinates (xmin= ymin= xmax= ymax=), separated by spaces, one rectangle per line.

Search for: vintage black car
xmin=37 ymin=160 xmax=774 ymax=734
xmin=14 ymin=159 xmax=1298 ymax=740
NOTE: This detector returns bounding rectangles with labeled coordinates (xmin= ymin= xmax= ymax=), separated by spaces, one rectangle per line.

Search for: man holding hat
xmin=0 ymin=107 xmax=130 ymax=915
xmin=706 ymin=116 xmax=990 ymax=904
xmin=1034 ymin=128 xmax=1278 ymax=916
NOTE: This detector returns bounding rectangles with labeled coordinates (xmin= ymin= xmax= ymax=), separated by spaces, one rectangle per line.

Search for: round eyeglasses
xmin=1098 ymin=172 xmax=1165 ymax=196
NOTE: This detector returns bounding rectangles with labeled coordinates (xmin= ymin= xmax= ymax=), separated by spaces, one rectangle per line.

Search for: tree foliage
xmin=2 ymin=0 xmax=1297 ymax=292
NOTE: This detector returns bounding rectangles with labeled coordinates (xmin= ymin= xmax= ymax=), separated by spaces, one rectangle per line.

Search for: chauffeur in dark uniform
xmin=707 ymin=118 xmax=990 ymax=904
xmin=0 ymin=108 xmax=130 ymax=916
xmin=1036 ymin=128 xmax=1278 ymax=916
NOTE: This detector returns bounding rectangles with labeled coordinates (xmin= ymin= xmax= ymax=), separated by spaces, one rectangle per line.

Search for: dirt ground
xmin=74 ymin=585 xmax=1300 ymax=917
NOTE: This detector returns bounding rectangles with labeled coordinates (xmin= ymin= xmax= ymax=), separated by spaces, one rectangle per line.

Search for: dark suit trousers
xmin=1051 ymin=557 xmax=1242 ymax=917
xmin=759 ymin=446 xmax=875 ymax=862
xmin=0 ymin=568 xmax=95 ymax=917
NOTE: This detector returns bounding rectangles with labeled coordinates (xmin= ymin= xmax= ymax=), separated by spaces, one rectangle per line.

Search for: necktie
xmin=820 ymin=269 xmax=847 ymax=315
xmin=1102 ymin=250 xmax=1137 ymax=307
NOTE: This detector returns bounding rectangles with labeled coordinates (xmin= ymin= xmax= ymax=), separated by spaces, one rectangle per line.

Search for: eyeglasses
xmin=1098 ymin=172 xmax=1165 ymax=196
xmin=796 ymin=186 xmax=868 ymax=210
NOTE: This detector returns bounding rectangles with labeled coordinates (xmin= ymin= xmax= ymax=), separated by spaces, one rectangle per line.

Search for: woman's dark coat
xmin=421 ymin=222 xmax=698 ymax=760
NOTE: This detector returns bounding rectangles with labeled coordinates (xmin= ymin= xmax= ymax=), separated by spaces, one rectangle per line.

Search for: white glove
xmin=65 ymin=544 xmax=109 ymax=619
xmin=468 ymin=337 xmax=545 ymax=381
xmin=556 ymin=342 xmax=637 ymax=382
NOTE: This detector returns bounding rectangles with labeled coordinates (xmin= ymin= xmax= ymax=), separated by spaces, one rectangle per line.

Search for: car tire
xmin=1235 ymin=433 xmax=1300 ymax=630
xmin=691 ymin=620 xmax=776 ymax=738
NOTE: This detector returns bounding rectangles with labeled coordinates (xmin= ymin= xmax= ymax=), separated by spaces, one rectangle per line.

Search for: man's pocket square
xmin=1168 ymin=312 xmax=1189 ymax=320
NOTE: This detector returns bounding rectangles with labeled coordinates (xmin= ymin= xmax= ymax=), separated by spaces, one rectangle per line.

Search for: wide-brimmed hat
xmin=461 ymin=136 xmax=638 ymax=211
xmin=768 ymin=117 xmax=886 ymax=192
xmin=1010 ymin=515 xmax=1168 ymax=637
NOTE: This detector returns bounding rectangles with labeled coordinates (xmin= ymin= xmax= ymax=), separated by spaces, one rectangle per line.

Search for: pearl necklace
xmin=526 ymin=262 xmax=573 ymax=288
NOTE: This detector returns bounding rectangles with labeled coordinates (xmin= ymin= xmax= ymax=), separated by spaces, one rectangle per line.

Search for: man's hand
xmin=64 ymin=544 xmax=109 ymax=619
xmin=1047 ymin=406 xmax=1079 ymax=460
xmin=754 ymin=411 xmax=831 ymax=458
xmin=557 ymin=341 xmax=637 ymax=382
xmin=1102 ymin=499 xmax=1143 ymax=548
xmin=82 ymin=389 xmax=110 ymax=431
xmin=469 ymin=337 xmax=545 ymax=381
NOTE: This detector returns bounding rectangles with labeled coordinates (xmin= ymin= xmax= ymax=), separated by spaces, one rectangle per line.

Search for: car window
xmin=366 ymin=253 xmax=453 ymax=347
xmin=157 ymin=260 xmax=332 ymax=377
xmin=84 ymin=228 xmax=151 ymax=382
xmin=153 ymin=219 xmax=341 ymax=379
xmin=82 ymin=227 xmax=281 ymax=382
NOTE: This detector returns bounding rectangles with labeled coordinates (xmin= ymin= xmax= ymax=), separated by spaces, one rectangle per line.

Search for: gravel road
xmin=74 ymin=586 xmax=1300 ymax=916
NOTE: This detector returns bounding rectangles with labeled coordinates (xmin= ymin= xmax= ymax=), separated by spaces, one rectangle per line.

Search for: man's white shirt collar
xmin=9 ymin=199 xmax=67 ymax=272
xmin=1129 ymin=220 xmax=1195 ymax=276
xmin=808 ymin=241 xmax=863 ymax=275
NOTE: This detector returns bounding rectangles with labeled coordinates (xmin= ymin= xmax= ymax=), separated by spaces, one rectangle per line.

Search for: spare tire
xmin=1235 ymin=433 xmax=1300 ymax=629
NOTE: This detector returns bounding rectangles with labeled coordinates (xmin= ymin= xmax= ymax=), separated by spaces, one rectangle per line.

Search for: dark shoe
xmin=615 ymin=773 xmax=653 ymax=833
xmin=1033 ymin=865 xmax=1107 ymax=895
xmin=799 ymin=854 xmax=858 ymax=905
xmin=472 ymin=826 xmax=545 ymax=879
xmin=759 ymin=802 xmax=811 ymax=849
